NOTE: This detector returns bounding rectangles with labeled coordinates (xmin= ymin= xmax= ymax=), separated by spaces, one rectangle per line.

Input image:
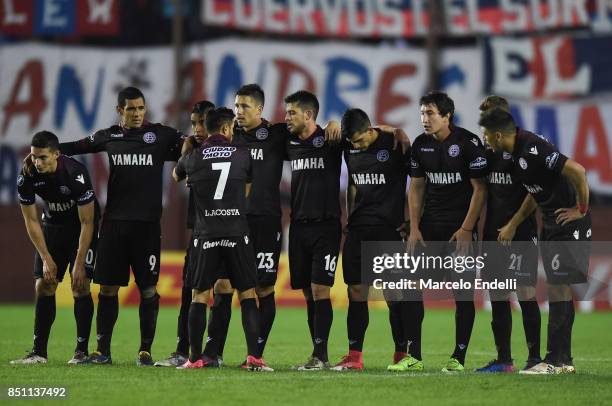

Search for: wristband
xmin=578 ymin=203 xmax=588 ymax=215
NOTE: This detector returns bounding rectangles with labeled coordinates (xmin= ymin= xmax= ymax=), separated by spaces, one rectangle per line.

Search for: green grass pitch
xmin=1 ymin=305 xmax=611 ymax=405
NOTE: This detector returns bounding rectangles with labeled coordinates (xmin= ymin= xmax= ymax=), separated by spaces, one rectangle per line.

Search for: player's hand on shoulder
xmin=324 ymin=120 xmax=341 ymax=144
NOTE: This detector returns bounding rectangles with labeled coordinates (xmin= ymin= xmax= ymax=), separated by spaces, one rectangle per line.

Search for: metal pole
xmin=426 ymin=0 xmax=446 ymax=92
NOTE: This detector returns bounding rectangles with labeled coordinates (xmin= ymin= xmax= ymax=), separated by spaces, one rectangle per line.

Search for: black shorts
xmin=481 ymin=236 xmax=539 ymax=288
xmin=189 ymin=235 xmax=256 ymax=292
xmin=248 ymin=215 xmax=282 ymax=288
xmin=94 ymin=220 xmax=161 ymax=287
xmin=541 ymin=213 xmax=591 ymax=285
xmin=289 ymin=219 xmax=342 ymax=289
xmin=34 ymin=223 xmax=97 ymax=282
xmin=342 ymin=225 xmax=402 ymax=285
xmin=418 ymin=223 xmax=478 ymax=293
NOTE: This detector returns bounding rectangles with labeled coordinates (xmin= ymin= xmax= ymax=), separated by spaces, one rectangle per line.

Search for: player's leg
xmin=68 ymin=226 xmax=95 ymax=364
xmin=155 ymin=235 xmax=194 ymax=367
xmin=226 ymin=235 xmax=272 ymax=371
xmin=252 ymin=215 xmax=282 ymax=358
xmin=299 ymin=220 xmax=341 ymax=371
xmin=10 ymin=275 xmax=57 ymax=364
xmin=517 ymin=285 xmax=541 ymax=369
xmin=333 ymin=228 xmax=367 ymax=371
xmin=129 ymin=221 xmax=162 ymax=366
xmin=89 ymin=220 xmax=129 ymax=364
xmin=288 ymin=221 xmax=315 ymax=348
xmin=202 ymin=278 xmax=233 ymax=364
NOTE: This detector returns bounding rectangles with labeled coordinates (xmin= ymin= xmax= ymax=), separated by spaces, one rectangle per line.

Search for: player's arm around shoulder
xmin=60 ymin=129 xmax=108 ymax=156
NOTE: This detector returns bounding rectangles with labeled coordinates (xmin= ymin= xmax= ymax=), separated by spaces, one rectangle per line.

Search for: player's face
xmin=350 ymin=128 xmax=376 ymax=150
xmin=420 ymin=104 xmax=450 ymax=136
xmin=191 ymin=113 xmax=207 ymax=143
xmin=234 ymin=95 xmax=262 ymax=130
xmin=482 ymin=127 xmax=503 ymax=152
xmin=30 ymin=146 xmax=59 ymax=173
xmin=118 ymin=97 xmax=146 ymax=128
xmin=285 ymin=102 xmax=307 ymax=135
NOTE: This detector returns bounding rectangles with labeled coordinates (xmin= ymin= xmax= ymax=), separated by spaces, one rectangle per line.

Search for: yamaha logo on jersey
xmin=255 ymin=127 xmax=268 ymax=140
xmin=60 ymin=186 xmax=71 ymax=195
xmin=312 ymin=136 xmax=325 ymax=148
xmin=448 ymin=144 xmax=460 ymax=157
xmin=377 ymin=150 xmax=390 ymax=162
xmin=193 ymin=238 xmax=198 ymax=247
xmin=17 ymin=175 xmax=24 ymax=186
xmin=519 ymin=157 xmax=528 ymax=169
xmin=244 ymin=235 xmax=249 ymax=245
xmin=143 ymin=132 xmax=156 ymax=144
xmin=502 ymin=152 xmax=512 ymax=160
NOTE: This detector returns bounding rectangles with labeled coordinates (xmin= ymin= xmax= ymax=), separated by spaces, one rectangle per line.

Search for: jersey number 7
xmin=212 ymin=162 xmax=231 ymax=200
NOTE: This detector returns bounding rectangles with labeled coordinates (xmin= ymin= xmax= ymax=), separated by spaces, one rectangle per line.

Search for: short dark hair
xmin=192 ymin=100 xmax=215 ymax=116
xmin=236 ymin=84 xmax=265 ymax=107
xmin=419 ymin=91 xmax=454 ymax=122
xmin=31 ymin=131 xmax=59 ymax=151
xmin=478 ymin=107 xmax=516 ymax=135
xmin=205 ymin=107 xmax=235 ymax=134
xmin=479 ymin=95 xmax=510 ymax=113
xmin=341 ymin=108 xmax=371 ymax=140
xmin=117 ymin=86 xmax=145 ymax=107
xmin=284 ymin=90 xmax=319 ymax=120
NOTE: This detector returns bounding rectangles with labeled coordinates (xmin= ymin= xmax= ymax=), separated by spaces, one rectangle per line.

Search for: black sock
xmin=139 ymin=293 xmax=160 ymax=353
xmin=176 ymin=286 xmax=191 ymax=356
xmin=33 ymin=295 xmax=56 ymax=358
xmin=387 ymin=301 xmax=407 ymax=353
xmin=452 ymin=300 xmax=475 ymax=365
xmin=257 ymin=293 xmax=276 ymax=356
xmin=96 ymin=294 xmax=118 ymax=356
xmin=188 ymin=302 xmax=207 ymax=362
xmin=545 ymin=301 xmax=568 ymax=365
xmin=562 ymin=301 xmax=575 ymax=364
xmin=73 ymin=294 xmax=93 ymax=354
xmin=491 ymin=300 xmax=512 ymax=363
xmin=519 ymin=299 xmax=541 ymax=361
xmin=347 ymin=300 xmax=368 ymax=352
xmin=313 ymin=299 xmax=333 ymax=362
xmin=203 ymin=293 xmax=232 ymax=358
xmin=405 ymin=298 xmax=424 ymax=360
xmin=240 ymin=298 xmax=260 ymax=357
xmin=306 ymin=299 xmax=316 ymax=346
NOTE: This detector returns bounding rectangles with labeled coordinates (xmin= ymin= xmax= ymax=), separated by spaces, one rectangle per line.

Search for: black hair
xmin=479 ymin=95 xmax=510 ymax=113
xmin=419 ymin=91 xmax=454 ymax=122
xmin=117 ymin=86 xmax=145 ymax=107
xmin=236 ymin=84 xmax=265 ymax=107
xmin=478 ymin=107 xmax=516 ymax=135
xmin=192 ymin=100 xmax=215 ymax=116
xmin=341 ymin=108 xmax=371 ymax=140
xmin=205 ymin=107 xmax=235 ymax=134
xmin=284 ymin=90 xmax=319 ymax=120
xmin=31 ymin=131 xmax=60 ymax=151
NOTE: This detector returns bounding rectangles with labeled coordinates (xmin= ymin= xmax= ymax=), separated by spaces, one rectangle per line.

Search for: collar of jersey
xmin=295 ymin=125 xmax=323 ymax=143
xmin=204 ymin=134 xmax=230 ymax=145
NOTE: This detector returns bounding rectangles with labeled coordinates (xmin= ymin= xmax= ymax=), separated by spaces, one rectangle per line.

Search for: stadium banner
xmin=484 ymin=34 xmax=612 ymax=99
xmin=0 ymin=0 xmax=119 ymax=37
xmin=200 ymin=0 xmax=612 ymax=37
